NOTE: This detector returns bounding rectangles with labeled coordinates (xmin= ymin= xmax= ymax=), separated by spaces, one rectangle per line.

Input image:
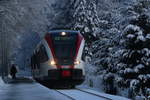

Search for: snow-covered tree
xmin=90 ymin=28 xmax=121 ymax=94
xmin=73 ymin=0 xmax=87 ymax=34
xmin=116 ymin=14 xmax=150 ymax=99
xmin=73 ymin=0 xmax=100 ymax=61
xmin=49 ymin=0 xmax=75 ymax=29
xmin=74 ymin=0 xmax=99 ymax=42
xmin=0 ymin=0 xmax=55 ymax=71
xmin=88 ymin=0 xmax=150 ymax=99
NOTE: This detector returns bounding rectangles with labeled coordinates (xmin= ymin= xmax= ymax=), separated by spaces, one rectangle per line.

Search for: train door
xmin=38 ymin=44 xmax=49 ymax=76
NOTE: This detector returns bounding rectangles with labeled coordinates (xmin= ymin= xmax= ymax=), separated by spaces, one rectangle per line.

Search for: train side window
xmin=39 ymin=45 xmax=48 ymax=63
xmin=35 ymin=51 xmax=40 ymax=69
xmin=32 ymin=54 xmax=35 ymax=69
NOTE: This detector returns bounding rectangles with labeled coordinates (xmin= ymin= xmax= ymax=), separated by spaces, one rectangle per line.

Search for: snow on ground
xmin=0 ymin=77 xmax=5 ymax=86
xmin=77 ymin=84 xmax=104 ymax=92
xmin=57 ymin=89 xmax=107 ymax=100
xmin=77 ymin=84 xmax=131 ymax=100
xmin=0 ymin=77 xmax=70 ymax=100
xmin=78 ymin=88 xmax=131 ymax=100
xmin=0 ymin=76 xmax=132 ymax=100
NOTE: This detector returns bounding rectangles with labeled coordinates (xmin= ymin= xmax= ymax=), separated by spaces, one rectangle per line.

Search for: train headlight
xmin=50 ymin=60 xmax=56 ymax=65
xmin=61 ymin=32 xmax=66 ymax=36
xmin=74 ymin=60 xmax=80 ymax=65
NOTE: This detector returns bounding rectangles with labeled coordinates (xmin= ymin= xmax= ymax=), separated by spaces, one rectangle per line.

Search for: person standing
xmin=10 ymin=64 xmax=17 ymax=79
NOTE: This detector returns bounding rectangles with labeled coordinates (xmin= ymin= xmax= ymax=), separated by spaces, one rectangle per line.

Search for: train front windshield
xmin=52 ymin=33 xmax=77 ymax=65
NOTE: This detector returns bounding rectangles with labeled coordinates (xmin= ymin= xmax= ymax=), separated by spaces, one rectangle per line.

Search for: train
xmin=30 ymin=30 xmax=85 ymax=88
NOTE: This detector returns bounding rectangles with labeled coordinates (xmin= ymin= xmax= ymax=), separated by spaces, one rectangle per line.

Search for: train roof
xmin=48 ymin=30 xmax=79 ymax=34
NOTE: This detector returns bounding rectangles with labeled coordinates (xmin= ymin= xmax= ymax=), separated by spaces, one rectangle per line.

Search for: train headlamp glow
xmin=74 ymin=60 xmax=80 ymax=65
xmin=61 ymin=32 xmax=66 ymax=36
xmin=50 ymin=60 xmax=56 ymax=65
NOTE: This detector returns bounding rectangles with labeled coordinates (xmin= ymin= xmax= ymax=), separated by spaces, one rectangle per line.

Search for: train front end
xmin=45 ymin=31 xmax=85 ymax=86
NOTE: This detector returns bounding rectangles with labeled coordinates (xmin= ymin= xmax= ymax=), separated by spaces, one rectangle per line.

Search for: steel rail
xmin=76 ymin=88 xmax=112 ymax=100
xmin=55 ymin=89 xmax=76 ymax=100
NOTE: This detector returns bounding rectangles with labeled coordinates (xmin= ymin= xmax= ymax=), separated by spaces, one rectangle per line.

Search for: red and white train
xmin=31 ymin=30 xmax=85 ymax=87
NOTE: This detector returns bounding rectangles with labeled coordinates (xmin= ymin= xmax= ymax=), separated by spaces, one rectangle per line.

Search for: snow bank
xmin=83 ymin=89 xmax=131 ymax=100
xmin=76 ymin=87 xmax=131 ymax=100
xmin=0 ymin=77 xmax=5 ymax=86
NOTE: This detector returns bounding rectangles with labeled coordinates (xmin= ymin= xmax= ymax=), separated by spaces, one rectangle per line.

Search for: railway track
xmin=55 ymin=88 xmax=113 ymax=100
xmin=75 ymin=88 xmax=112 ymax=100
xmin=39 ymin=81 xmax=113 ymax=100
xmin=55 ymin=89 xmax=75 ymax=100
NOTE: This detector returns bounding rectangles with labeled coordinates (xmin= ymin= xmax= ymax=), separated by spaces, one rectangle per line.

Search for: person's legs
xmin=12 ymin=73 xmax=15 ymax=79
xmin=14 ymin=73 xmax=16 ymax=79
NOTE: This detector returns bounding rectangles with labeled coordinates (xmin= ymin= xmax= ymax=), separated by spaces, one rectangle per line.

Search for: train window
xmin=39 ymin=45 xmax=48 ymax=63
xmin=52 ymin=35 xmax=77 ymax=59
xmin=34 ymin=54 xmax=38 ymax=69
xmin=51 ymin=34 xmax=77 ymax=65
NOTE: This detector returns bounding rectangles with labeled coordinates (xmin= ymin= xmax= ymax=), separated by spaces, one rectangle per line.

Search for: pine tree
xmin=50 ymin=0 xmax=75 ymax=29
xmin=73 ymin=0 xmax=87 ymax=34
xmin=74 ymin=0 xmax=99 ymax=42
xmin=73 ymin=0 xmax=100 ymax=61
xmin=117 ymin=14 xmax=150 ymax=98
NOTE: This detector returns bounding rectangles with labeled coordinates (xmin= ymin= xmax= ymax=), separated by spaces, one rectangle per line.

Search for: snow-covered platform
xmin=0 ymin=77 xmax=131 ymax=100
xmin=0 ymin=77 xmax=70 ymax=100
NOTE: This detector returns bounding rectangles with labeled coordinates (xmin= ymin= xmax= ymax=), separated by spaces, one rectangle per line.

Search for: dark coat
xmin=10 ymin=65 xmax=17 ymax=75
